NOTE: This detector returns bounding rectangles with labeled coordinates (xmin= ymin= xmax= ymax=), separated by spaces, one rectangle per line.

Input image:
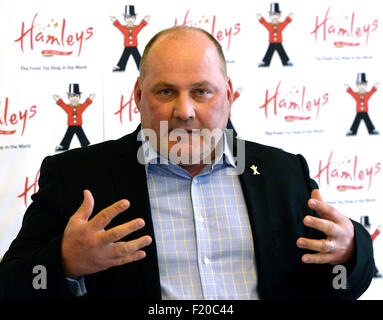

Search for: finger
xmin=74 ymin=190 xmax=94 ymax=222
xmin=114 ymin=250 xmax=147 ymax=266
xmin=310 ymin=189 xmax=324 ymax=202
xmin=297 ymin=237 xmax=334 ymax=253
xmin=89 ymin=199 xmax=130 ymax=230
xmin=308 ymin=196 xmax=342 ymax=224
xmin=101 ymin=218 xmax=145 ymax=244
xmin=303 ymin=215 xmax=340 ymax=237
xmin=109 ymin=235 xmax=152 ymax=259
xmin=301 ymin=252 xmax=332 ymax=264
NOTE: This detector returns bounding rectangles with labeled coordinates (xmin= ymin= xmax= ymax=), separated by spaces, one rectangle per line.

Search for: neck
xmin=180 ymin=148 xmax=217 ymax=177
xmin=180 ymin=163 xmax=206 ymax=177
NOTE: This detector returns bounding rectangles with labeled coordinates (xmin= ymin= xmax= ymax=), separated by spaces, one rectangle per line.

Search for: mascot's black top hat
xmin=124 ymin=5 xmax=137 ymax=17
xmin=269 ymin=3 xmax=281 ymax=14
xmin=360 ymin=215 xmax=371 ymax=228
xmin=356 ymin=73 xmax=367 ymax=85
xmin=67 ymin=83 xmax=81 ymax=95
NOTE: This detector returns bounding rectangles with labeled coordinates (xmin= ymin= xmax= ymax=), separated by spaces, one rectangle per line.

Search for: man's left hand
xmin=296 ymin=189 xmax=355 ymax=265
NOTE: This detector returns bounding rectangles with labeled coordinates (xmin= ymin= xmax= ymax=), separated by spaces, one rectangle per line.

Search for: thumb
xmin=75 ymin=190 xmax=94 ymax=222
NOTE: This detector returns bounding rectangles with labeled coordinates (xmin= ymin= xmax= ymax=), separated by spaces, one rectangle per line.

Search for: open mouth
xmin=169 ymin=128 xmax=201 ymax=133
xmin=168 ymin=128 xmax=202 ymax=140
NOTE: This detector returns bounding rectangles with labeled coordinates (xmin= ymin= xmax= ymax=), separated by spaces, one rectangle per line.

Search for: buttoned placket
xmin=190 ymin=173 xmax=215 ymax=299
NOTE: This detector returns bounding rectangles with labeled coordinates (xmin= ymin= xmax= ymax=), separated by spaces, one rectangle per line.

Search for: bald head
xmin=139 ymin=26 xmax=227 ymax=82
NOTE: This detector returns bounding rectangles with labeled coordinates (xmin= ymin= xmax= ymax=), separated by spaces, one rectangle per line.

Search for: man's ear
xmin=134 ymin=77 xmax=142 ymax=111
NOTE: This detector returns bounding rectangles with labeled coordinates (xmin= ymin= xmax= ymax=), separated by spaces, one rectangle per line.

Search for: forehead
xmin=144 ymin=31 xmax=224 ymax=82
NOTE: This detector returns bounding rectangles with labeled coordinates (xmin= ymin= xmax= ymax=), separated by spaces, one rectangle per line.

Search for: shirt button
xmin=204 ymin=257 xmax=210 ymax=265
xmin=198 ymin=216 xmax=204 ymax=223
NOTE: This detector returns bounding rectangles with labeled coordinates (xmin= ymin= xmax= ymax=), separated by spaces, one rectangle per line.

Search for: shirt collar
xmin=138 ymin=128 xmax=237 ymax=174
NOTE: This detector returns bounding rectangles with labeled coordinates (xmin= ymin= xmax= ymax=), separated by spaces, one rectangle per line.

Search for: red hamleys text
xmin=114 ymin=90 xmax=139 ymax=125
xmin=314 ymin=151 xmax=381 ymax=191
xmin=310 ymin=7 xmax=378 ymax=48
xmin=174 ymin=9 xmax=240 ymax=51
xmin=14 ymin=13 xmax=94 ymax=57
xmin=0 ymin=97 xmax=37 ymax=136
xmin=259 ymin=81 xmax=329 ymax=121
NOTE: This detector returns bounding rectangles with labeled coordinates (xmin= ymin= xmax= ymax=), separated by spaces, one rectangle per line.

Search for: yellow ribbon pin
xmin=250 ymin=165 xmax=260 ymax=175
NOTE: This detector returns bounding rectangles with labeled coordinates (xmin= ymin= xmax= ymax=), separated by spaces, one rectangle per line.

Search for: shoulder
xmin=240 ymin=138 xmax=318 ymax=197
xmin=243 ymin=138 xmax=299 ymax=162
xmin=240 ymin=138 xmax=313 ymax=180
xmin=43 ymin=129 xmax=139 ymax=169
xmin=50 ymin=139 xmax=116 ymax=163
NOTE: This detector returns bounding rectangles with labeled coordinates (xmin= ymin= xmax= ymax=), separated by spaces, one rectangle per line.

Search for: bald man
xmin=0 ymin=26 xmax=374 ymax=300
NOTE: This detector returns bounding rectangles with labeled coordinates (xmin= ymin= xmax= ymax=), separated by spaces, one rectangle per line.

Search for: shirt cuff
xmin=66 ymin=276 xmax=87 ymax=297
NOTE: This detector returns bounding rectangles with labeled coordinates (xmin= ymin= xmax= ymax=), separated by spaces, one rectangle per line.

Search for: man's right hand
xmin=61 ymin=190 xmax=152 ymax=279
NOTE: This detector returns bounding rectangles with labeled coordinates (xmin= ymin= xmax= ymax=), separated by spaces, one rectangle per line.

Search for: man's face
xmin=134 ymin=31 xmax=233 ymax=165
xmin=68 ymin=94 xmax=80 ymax=105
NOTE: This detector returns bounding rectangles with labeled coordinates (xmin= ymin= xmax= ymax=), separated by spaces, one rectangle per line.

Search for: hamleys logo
xmin=310 ymin=7 xmax=378 ymax=48
xmin=14 ymin=13 xmax=94 ymax=57
xmin=314 ymin=151 xmax=381 ymax=191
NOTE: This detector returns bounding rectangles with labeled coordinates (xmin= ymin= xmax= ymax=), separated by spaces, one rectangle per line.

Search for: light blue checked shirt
xmin=142 ymin=130 xmax=258 ymax=300
xmin=67 ymin=130 xmax=258 ymax=299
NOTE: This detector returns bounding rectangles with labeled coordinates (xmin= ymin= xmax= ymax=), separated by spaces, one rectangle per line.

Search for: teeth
xmin=172 ymin=129 xmax=200 ymax=133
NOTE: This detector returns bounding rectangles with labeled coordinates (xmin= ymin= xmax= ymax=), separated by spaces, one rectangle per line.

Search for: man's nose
xmin=173 ymin=93 xmax=195 ymax=121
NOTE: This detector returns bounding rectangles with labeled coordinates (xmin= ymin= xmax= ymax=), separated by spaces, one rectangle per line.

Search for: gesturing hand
xmin=296 ymin=189 xmax=355 ymax=265
xmin=61 ymin=190 xmax=152 ymax=279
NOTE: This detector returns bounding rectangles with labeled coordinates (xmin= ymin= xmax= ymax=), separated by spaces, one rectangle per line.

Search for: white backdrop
xmin=0 ymin=0 xmax=382 ymax=299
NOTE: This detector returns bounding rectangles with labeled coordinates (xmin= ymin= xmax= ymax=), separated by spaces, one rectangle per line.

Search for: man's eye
xmin=195 ymin=89 xmax=209 ymax=95
xmin=159 ymin=89 xmax=172 ymax=95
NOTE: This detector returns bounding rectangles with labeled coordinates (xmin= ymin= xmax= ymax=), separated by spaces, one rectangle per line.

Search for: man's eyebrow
xmin=151 ymin=82 xmax=176 ymax=89
xmin=191 ymin=81 xmax=218 ymax=90
xmin=192 ymin=81 xmax=211 ymax=87
xmin=150 ymin=81 xmax=218 ymax=91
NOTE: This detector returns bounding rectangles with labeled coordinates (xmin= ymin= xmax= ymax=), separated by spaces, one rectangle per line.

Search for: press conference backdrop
xmin=0 ymin=0 xmax=382 ymax=299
